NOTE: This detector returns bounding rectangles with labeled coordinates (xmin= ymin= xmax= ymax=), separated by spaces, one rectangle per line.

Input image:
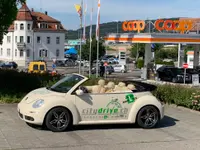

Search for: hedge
xmin=152 ymin=84 xmax=200 ymax=111
xmin=0 ymin=69 xmax=61 ymax=103
xmin=0 ymin=70 xmax=200 ymax=112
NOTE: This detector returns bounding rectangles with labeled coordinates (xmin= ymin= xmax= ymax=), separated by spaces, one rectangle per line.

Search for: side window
xmin=40 ymin=65 xmax=45 ymax=70
xmin=20 ymin=24 xmax=24 ymax=30
xmin=33 ymin=64 xmax=38 ymax=70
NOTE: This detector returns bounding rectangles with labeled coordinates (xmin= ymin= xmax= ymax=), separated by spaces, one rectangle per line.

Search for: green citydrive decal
xmin=82 ymin=98 xmax=128 ymax=119
xmin=124 ymin=94 xmax=135 ymax=104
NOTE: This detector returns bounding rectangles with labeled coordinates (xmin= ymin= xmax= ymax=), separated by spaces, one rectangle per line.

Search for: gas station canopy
xmin=104 ymin=33 xmax=200 ymax=44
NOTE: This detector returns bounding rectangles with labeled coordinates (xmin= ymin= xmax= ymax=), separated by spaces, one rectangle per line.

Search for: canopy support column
xmin=141 ymin=43 xmax=152 ymax=80
xmin=193 ymin=44 xmax=200 ymax=69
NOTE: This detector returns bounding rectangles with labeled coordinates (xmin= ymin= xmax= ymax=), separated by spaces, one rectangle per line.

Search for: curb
xmin=166 ymin=104 xmax=200 ymax=115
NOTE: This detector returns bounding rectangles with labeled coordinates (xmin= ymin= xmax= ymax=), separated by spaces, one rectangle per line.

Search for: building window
xmin=7 ymin=48 xmax=11 ymax=56
xmin=47 ymin=37 xmax=50 ymax=44
xmin=15 ymin=49 xmax=17 ymax=57
xmin=26 ymin=49 xmax=30 ymax=57
xmin=27 ymin=24 xmax=31 ymax=30
xmin=0 ymin=48 xmax=3 ymax=56
xmin=27 ymin=36 xmax=31 ymax=43
xmin=56 ymin=37 xmax=60 ymax=44
xmin=56 ymin=49 xmax=59 ymax=57
xmin=15 ymin=24 xmax=18 ymax=30
xmin=20 ymin=24 xmax=24 ymax=30
xmin=20 ymin=50 xmax=24 ymax=57
xmin=7 ymin=36 xmax=11 ymax=43
xmin=39 ymin=49 xmax=48 ymax=57
xmin=37 ymin=36 xmax=41 ymax=43
xmin=20 ymin=36 xmax=24 ymax=43
xmin=15 ymin=36 xmax=17 ymax=43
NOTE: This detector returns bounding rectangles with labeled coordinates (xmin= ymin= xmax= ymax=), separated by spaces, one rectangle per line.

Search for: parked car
xmin=156 ymin=66 xmax=197 ymax=83
xmin=88 ymin=65 xmax=114 ymax=75
xmin=0 ymin=61 xmax=18 ymax=69
xmin=113 ymin=64 xmax=127 ymax=73
xmin=55 ymin=60 xmax=65 ymax=67
xmin=17 ymin=73 xmax=164 ymax=132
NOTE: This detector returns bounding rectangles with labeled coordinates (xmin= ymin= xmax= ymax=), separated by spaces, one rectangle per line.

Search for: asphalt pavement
xmin=0 ymin=104 xmax=200 ymax=150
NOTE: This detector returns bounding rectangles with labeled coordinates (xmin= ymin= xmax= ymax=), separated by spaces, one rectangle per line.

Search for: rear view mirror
xmin=76 ymin=89 xmax=84 ymax=96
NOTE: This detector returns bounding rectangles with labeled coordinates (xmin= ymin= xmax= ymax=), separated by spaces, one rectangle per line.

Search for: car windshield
xmin=49 ymin=74 xmax=84 ymax=93
xmin=170 ymin=68 xmax=183 ymax=75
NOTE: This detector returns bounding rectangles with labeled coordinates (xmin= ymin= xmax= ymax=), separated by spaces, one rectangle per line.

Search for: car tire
xmin=172 ymin=78 xmax=177 ymax=83
xmin=45 ymin=107 xmax=72 ymax=132
xmin=136 ymin=105 xmax=159 ymax=129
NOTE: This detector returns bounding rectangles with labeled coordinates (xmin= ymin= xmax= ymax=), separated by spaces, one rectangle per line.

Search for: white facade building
xmin=0 ymin=3 xmax=66 ymax=66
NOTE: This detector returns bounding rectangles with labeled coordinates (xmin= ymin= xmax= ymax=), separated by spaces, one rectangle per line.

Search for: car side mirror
xmin=76 ymin=89 xmax=84 ymax=96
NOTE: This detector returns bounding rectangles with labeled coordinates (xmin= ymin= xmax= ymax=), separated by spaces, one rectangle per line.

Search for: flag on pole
xmin=96 ymin=0 xmax=100 ymax=41
xmin=83 ymin=0 xmax=87 ymax=40
xmin=89 ymin=7 xmax=93 ymax=42
xmin=74 ymin=4 xmax=82 ymax=18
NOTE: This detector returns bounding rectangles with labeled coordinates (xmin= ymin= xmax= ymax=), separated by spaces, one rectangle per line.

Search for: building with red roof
xmin=0 ymin=3 xmax=66 ymax=66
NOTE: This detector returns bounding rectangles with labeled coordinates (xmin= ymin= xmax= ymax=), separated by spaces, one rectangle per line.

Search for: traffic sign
xmin=183 ymin=63 xmax=188 ymax=68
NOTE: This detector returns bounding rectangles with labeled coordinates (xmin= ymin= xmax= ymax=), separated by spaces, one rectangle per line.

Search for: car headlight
xmin=32 ymin=99 xmax=44 ymax=108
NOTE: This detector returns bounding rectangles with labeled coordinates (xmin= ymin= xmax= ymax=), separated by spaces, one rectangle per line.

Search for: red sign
xmin=183 ymin=63 xmax=188 ymax=68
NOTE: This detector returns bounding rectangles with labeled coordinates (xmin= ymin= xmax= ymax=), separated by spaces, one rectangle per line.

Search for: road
xmin=0 ymin=104 xmax=200 ymax=150
xmin=51 ymin=65 xmax=141 ymax=79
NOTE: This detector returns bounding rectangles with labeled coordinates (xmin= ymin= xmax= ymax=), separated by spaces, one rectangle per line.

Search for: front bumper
xmin=17 ymin=103 xmax=45 ymax=125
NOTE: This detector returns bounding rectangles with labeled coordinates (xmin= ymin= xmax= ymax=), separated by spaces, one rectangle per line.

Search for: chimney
xmin=45 ymin=11 xmax=48 ymax=15
xmin=31 ymin=8 xmax=34 ymax=12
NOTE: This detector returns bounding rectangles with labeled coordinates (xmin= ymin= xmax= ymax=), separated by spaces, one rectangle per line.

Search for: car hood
xmin=22 ymin=87 xmax=64 ymax=104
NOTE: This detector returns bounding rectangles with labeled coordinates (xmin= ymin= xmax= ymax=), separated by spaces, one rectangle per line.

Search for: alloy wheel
xmin=137 ymin=106 xmax=159 ymax=128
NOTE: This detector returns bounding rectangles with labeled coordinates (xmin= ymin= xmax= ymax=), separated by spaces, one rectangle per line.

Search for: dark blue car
xmin=0 ymin=61 xmax=18 ymax=69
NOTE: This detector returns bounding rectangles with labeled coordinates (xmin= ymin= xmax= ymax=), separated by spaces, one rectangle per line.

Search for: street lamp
xmin=113 ymin=20 xmax=119 ymax=33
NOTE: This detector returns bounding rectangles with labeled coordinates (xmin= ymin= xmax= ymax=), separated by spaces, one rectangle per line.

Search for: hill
xmin=65 ymin=18 xmax=180 ymax=40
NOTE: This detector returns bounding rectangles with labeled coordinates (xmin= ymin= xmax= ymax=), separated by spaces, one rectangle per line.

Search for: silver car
xmin=113 ymin=64 xmax=127 ymax=73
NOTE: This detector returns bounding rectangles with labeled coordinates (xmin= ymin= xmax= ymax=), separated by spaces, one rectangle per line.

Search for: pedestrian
xmin=99 ymin=63 xmax=105 ymax=77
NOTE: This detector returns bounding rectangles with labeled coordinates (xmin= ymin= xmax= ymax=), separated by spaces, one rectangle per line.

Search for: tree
xmin=130 ymin=43 xmax=145 ymax=60
xmin=130 ymin=43 xmax=163 ymax=61
xmin=81 ymin=35 xmax=106 ymax=65
xmin=0 ymin=0 xmax=25 ymax=44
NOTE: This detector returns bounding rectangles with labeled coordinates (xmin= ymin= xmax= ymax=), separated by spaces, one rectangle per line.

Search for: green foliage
xmin=152 ymin=84 xmax=200 ymax=111
xmin=0 ymin=0 xmax=25 ymax=44
xmin=155 ymin=47 xmax=178 ymax=60
xmin=0 ymin=70 xmax=60 ymax=103
xmin=130 ymin=43 xmax=145 ymax=59
xmin=136 ymin=59 xmax=144 ymax=69
xmin=81 ymin=35 xmax=106 ymax=64
xmin=130 ymin=43 xmax=164 ymax=60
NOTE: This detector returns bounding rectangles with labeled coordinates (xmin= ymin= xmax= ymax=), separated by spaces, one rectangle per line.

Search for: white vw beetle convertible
xmin=17 ymin=73 xmax=164 ymax=132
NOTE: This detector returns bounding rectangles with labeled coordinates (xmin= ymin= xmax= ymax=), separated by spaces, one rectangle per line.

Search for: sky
xmin=26 ymin=0 xmax=200 ymax=30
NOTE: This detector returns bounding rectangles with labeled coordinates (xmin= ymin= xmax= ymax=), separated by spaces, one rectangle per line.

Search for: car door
xmin=75 ymin=93 xmax=112 ymax=121
xmin=105 ymin=91 xmax=144 ymax=121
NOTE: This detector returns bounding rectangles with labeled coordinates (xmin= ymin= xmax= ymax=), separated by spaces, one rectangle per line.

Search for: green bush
xmin=0 ymin=69 xmax=61 ymax=103
xmin=152 ymin=83 xmax=200 ymax=111
xmin=137 ymin=59 xmax=144 ymax=69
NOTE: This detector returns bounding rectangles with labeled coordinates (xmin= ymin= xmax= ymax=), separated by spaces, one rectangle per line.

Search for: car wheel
xmin=45 ymin=107 xmax=72 ymax=132
xmin=137 ymin=105 xmax=159 ymax=129
xmin=172 ymin=78 xmax=177 ymax=83
xmin=121 ymin=70 xmax=125 ymax=73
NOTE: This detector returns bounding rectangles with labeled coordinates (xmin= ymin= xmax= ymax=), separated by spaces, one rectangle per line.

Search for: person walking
xmin=99 ymin=63 xmax=105 ymax=77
